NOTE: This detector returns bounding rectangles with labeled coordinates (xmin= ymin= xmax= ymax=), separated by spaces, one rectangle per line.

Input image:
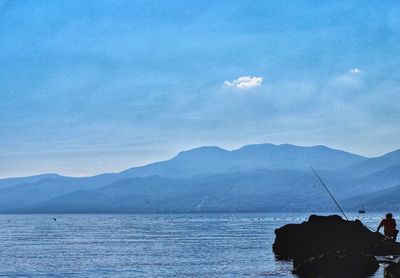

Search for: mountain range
xmin=1 ymin=143 xmax=399 ymax=213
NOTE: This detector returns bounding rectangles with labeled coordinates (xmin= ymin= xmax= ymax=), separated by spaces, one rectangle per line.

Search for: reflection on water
xmin=0 ymin=212 xmax=390 ymax=277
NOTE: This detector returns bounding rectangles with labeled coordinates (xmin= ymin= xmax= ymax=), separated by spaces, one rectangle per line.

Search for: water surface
xmin=0 ymin=212 xmax=389 ymax=277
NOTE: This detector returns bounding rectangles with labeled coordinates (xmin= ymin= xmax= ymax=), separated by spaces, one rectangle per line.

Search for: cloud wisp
xmin=224 ymin=76 xmax=263 ymax=89
xmin=349 ymin=68 xmax=363 ymax=74
xmin=330 ymin=68 xmax=364 ymax=89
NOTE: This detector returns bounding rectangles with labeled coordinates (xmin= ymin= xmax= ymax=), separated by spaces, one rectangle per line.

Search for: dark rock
xmin=293 ymin=251 xmax=379 ymax=278
xmin=273 ymin=215 xmax=400 ymax=277
xmin=273 ymin=214 xmax=400 ymax=259
xmin=385 ymin=262 xmax=400 ymax=278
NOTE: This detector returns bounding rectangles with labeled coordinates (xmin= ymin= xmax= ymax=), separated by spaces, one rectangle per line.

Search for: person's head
xmin=386 ymin=213 xmax=393 ymax=219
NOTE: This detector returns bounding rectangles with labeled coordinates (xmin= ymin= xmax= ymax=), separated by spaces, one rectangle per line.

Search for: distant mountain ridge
xmin=0 ymin=174 xmax=62 ymax=189
xmin=0 ymin=143 xmax=399 ymax=213
xmin=25 ymin=170 xmax=340 ymax=213
xmin=343 ymin=183 xmax=400 ymax=211
xmin=341 ymin=149 xmax=400 ymax=177
xmin=120 ymin=144 xmax=367 ymax=178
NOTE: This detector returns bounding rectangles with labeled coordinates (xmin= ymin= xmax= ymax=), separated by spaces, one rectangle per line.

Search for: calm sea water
xmin=0 ymin=212 xmax=389 ymax=277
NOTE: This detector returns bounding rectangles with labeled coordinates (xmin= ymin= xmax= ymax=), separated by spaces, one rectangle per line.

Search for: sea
xmin=0 ymin=212 xmax=390 ymax=277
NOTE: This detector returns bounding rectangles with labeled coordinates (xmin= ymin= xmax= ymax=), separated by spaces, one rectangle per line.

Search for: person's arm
xmin=377 ymin=220 xmax=384 ymax=232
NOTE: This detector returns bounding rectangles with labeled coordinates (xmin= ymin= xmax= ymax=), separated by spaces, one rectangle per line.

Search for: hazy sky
xmin=1 ymin=0 xmax=400 ymax=178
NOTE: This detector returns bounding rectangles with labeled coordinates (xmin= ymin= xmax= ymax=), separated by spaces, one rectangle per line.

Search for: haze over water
xmin=0 ymin=212 xmax=388 ymax=277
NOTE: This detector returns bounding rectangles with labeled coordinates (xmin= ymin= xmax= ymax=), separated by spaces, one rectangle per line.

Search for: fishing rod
xmin=310 ymin=167 xmax=394 ymax=240
xmin=311 ymin=167 xmax=348 ymax=221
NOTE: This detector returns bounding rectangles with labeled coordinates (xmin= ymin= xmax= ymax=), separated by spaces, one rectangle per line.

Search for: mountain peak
xmin=235 ymin=143 xmax=276 ymax=151
xmin=174 ymin=146 xmax=228 ymax=159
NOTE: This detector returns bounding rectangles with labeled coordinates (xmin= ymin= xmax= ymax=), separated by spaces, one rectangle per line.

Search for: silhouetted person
xmin=377 ymin=213 xmax=399 ymax=241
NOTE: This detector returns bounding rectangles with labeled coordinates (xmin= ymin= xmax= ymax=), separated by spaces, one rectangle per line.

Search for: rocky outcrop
xmin=273 ymin=215 xmax=400 ymax=277
xmin=385 ymin=262 xmax=400 ymax=278
xmin=293 ymin=251 xmax=378 ymax=277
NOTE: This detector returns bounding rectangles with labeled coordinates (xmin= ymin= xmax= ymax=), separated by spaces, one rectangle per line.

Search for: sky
xmin=1 ymin=0 xmax=400 ymax=178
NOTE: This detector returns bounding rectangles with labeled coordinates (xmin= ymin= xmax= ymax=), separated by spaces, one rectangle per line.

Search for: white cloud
xmin=349 ymin=68 xmax=363 ymax=74
xmin=224 ymin=76 xmax=263 ymax=89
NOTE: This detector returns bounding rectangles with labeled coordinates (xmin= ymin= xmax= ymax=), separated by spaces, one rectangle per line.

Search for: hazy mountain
xmin=0 ymin=173 xmax=61 ymax=188
xmin=339 ymin=164 xmax=400 ymax=196
xmin=0 ymin=143 xmax=398 ymax=213
xmin=120 ymin=144 xmax=367 ymax=178
xmin=341 ymin=149 xmax=400 ymax=177
xmin=343 ymin=183 xmax=400 ymax=211
xmin=29 ymin=169 xmax=340 ymax=213
xmin=0 ymin=173 xmax=119 ymax=211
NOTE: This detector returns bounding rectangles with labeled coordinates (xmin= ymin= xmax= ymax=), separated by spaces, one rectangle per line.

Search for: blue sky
xmin=1 ymin=0 xmax=399 ymax=178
